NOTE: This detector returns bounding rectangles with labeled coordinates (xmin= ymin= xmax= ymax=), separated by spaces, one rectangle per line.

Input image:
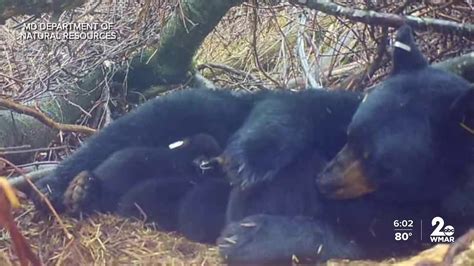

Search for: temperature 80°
xmin=395 ymin=232 xmax=413 ymax=241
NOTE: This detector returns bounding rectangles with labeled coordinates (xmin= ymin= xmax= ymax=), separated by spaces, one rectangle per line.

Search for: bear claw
xmin=223 ymin=236 xmax=238 ymax=244
xmin=240 ymin=222 xmax=257 ymax=227
xmin=63 ymin=170 xmax=97 ymax=214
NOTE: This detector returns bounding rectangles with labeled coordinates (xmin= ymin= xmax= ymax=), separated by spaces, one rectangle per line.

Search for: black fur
xmin=59 ymin=133 xmax=230 ymax=242
xmin=219 ymin=25 xmax=474 ymax=264
xmin=32 ymin=24 xmax=473 ymax=263
xmin=33 ymin=89 xmax=253 ymax=212
xmin=32 ymin=87 xmax=360 ymax=244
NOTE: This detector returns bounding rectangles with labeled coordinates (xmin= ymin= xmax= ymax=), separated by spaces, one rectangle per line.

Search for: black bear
xmin=31 ymin=89 xmax=361 ymax=208
xmin=32 ymin=87 xmax=360 ymax=243
xmin=115 ymin=175 xmax=231 ymax=243
xmin=32 ymin=89 xmax=254 ymax=213
xmin=62 ymin=133 xmax=223 ymax=214
xmin=217 ymin=25 xmax=474 ymax=265
xmin=60 ymin=133 xmax=230 ymax=243
xmin=31 ymin=20 xmax=472 ymax=262
xmin=317 ymin=26 xmax=474 ymax=203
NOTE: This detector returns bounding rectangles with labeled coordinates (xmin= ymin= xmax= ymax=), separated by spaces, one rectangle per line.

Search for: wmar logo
xmin=430 ymin=217 xmax=455 ymax=243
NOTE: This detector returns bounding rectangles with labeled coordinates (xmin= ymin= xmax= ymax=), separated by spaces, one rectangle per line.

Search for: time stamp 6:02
xmin=393 ymin=219 xmax=415 ymax=241
xmin=393 ymin=217 xmax=455 ymax=243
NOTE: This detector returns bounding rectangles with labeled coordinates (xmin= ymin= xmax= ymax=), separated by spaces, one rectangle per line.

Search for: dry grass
xmin=0 ymin=203 xmax=221 ymax=265
xmin=198 ymin=1 xmax=473 ymax=90
xmin=1 ymin=202 xmax=474 ymax=265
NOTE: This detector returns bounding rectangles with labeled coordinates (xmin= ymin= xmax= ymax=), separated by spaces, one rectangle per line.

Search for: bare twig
xmin=251 ymin=0 xmax=282 ymax=87
xmin=0 ymin=0 xmax=86 ymax=23
xmin=296 ymin=11 xmax=321 ymax=88
xmin=0 ymin=145 xmax=31 ymax=152
xmin=0 ymin=178 xmax=41 ymax=266
xmin=289 ymin=0 xmax=474 ymax=36
xmin=197 ymin=63 xmax=260 ymax=82
xmin=0 ymin=145 xmax=67 ymax=155
xmin=0 ymin=157 xmax=72 ymax=240
xmin=9 ymin=167 xmax=55 ymax=191
xmin=0 ymin=98 xmax=96 ymax=135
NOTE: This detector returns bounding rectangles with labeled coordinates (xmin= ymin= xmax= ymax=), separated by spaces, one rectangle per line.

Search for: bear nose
xmin=317 ymin=144 xmax=376 ymax=199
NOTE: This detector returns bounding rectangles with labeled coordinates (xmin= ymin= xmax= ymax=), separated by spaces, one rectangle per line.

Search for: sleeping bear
xmin=32 ymin=87 xmax=360 ymax=244
xmin=31 ymin=76 xmax=361 ymax=237
xmin=63 ymin=133 xmax=223 ymax=214
xmin=217 ymin=25 xmax=474 ymax=264
xmin=59 ymin=133 xmax=230 ymax=243
xmin=31 ymin=24 xmax=473 ymax=264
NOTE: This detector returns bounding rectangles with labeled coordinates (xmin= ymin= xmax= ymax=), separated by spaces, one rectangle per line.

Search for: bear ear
xmin=391 ymin=24 xmax=428 ymax=75
xmin=450 ymin=87 xmax=474 ymax=130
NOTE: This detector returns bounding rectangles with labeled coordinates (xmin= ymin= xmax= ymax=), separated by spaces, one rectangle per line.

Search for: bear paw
xmin=218 ymin=214 xmax=316 ymax=265
xmin=221 ymin=149 xmax=279 ymax=190
xmin=217 ymin=214 xmax=351 ymax=265
xmin=63 ymin=170 xmax=100 ymax=214
xmin=218 ymin=214 xmax=273 ymax=264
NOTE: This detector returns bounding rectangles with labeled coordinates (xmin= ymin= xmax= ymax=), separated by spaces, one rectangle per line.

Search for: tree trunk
xmin=1 ymin=0 xmax=244 ymax=163
xmin=0 ymin=70 xmax=104 ymax=163
xmin=125 ymin=0 xmax=244 ymax=92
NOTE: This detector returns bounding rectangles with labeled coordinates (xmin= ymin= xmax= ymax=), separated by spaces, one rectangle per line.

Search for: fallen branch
xmin=288 ymin=0 xmax=474 ymax=37
xmin=9 ymin=167 xmax=55 ymax=192
xmin=0 ymin=178 xmax=41 ymax=266
xmin=0 ymin=98 xmax=96 ymax=136
xmin=0 ymin=66 xmax=105 ymax=164
xmin=0 ymin=158 xmax=72 ymax=240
